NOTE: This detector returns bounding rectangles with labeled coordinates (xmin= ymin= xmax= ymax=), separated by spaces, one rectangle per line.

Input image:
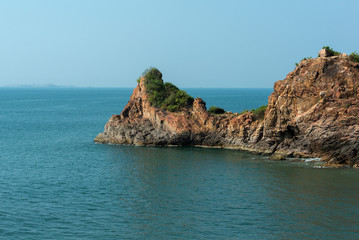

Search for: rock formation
xmin=95 ymin=51 xmax=359 ymax=167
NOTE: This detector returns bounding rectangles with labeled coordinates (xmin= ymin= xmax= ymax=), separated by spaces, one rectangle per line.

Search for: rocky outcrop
xmin=95 ymin=53 xmax=359 ymax=167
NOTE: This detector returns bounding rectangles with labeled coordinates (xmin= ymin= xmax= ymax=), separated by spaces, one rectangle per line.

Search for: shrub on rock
xmin=208 ymin=106 xmax=225 ymax=114
xmin=349 ymin=52 xmax=359 ymax=63
xmin=251 ymin=105 xmax=267 ymax=119
xmin=142 ymin=67 xmax=194 ymax=112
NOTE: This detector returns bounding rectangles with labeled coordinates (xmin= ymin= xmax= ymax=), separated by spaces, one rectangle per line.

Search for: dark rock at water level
xmin=95 ymin=52 xmax=359 ymax=167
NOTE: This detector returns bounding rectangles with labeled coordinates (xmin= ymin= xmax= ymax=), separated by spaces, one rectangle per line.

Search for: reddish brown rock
xmin=95 ymin=57 xmax=359 ymax=166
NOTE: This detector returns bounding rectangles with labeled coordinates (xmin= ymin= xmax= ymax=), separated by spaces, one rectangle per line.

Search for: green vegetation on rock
xmin=141 ymin=67 xmax=194 ymax=112
xmin=349 ymin=51 xmax=359 ymax=63
xmin=239 ymin=110 xmax=249 ymax=115
xmin=251 ymin=105 xmax=267 ymax=119
xmin=319 ymin=46 xmax=341 ymax=57
xmin=295 ymin=57 xmax=312 ymax=67
xmin=208 ymin=106 xmax=225 ymax=114
xmin=241 ymin=105 xmax=267 ymax=119
xmin=295 ymin=47 xmax=359 ymax=66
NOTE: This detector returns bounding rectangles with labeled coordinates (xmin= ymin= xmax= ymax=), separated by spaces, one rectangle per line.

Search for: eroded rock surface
xmin=95 ymin=56 xmax=359 ymax=166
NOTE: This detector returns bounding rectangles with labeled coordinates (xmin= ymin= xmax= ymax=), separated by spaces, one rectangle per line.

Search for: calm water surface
xmin=0 ymin=88 xmax=358 ymax=239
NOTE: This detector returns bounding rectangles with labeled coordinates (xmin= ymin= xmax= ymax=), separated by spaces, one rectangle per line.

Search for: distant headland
xmin=95 ymin=47 xmax=359 ymax=168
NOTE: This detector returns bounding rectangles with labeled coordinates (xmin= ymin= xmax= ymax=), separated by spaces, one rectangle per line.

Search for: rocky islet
xmin=95 ymin=49 xmax=359 ymax=167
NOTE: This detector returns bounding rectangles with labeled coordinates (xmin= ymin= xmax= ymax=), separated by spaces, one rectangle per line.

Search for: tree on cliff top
xmin=143 ymin=67 xmax=162 ymax=81
xmin=141 ymin=67 xmax=194 ymax=112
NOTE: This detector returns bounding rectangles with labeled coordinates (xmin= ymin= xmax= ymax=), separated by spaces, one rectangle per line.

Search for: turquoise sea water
xmin=1 ymin=88 xmax=359 ymax=240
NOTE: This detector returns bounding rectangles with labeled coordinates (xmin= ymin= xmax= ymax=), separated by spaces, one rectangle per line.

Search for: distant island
xmin=1 ymin=84 xmax=76 ymax=88
xmin=95 ymin=48 xmax=359 ymax=168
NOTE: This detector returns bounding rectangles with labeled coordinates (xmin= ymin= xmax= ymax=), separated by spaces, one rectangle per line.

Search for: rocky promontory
xmin=95 ymin=49 xmax=359 ymax=167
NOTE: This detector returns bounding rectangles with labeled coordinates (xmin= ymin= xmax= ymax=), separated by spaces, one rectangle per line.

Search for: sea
xmin=1 ymin=88 xmax=359 ymax=240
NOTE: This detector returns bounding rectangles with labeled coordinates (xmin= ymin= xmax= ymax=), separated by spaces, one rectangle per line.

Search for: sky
xmin=0 ymin=0 xmax=358 ymax=88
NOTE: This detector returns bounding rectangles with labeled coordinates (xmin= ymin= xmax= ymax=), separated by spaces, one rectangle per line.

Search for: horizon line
xmin=0 ymin=85 xmax=273 ymax=89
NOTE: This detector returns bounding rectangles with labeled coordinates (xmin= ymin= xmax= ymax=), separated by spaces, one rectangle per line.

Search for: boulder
xmin=319 ymin=48 xmax=330 ymax=57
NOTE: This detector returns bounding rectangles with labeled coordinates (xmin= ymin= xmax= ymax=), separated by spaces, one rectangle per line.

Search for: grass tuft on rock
xmin=295 ymin=57 xmax=312 ymax=67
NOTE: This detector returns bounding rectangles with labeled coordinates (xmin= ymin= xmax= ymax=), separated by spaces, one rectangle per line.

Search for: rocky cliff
xmin=95 ymin=52 xmax=359 ymax=167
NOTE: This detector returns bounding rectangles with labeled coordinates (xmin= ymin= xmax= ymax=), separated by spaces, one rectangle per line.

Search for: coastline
xmin=96 ymin=54 xmax=359 ymax=167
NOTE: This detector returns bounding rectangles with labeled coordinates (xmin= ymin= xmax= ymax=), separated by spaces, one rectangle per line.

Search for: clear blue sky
xmin=0 ymin=0 xmax=358 ymax=88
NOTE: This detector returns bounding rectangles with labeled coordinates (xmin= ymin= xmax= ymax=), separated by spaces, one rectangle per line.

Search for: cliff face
xmin=264 ymin=56 xmax=359 ymax=165
xmin=95 ymin=55 xmax=359 ymax=166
